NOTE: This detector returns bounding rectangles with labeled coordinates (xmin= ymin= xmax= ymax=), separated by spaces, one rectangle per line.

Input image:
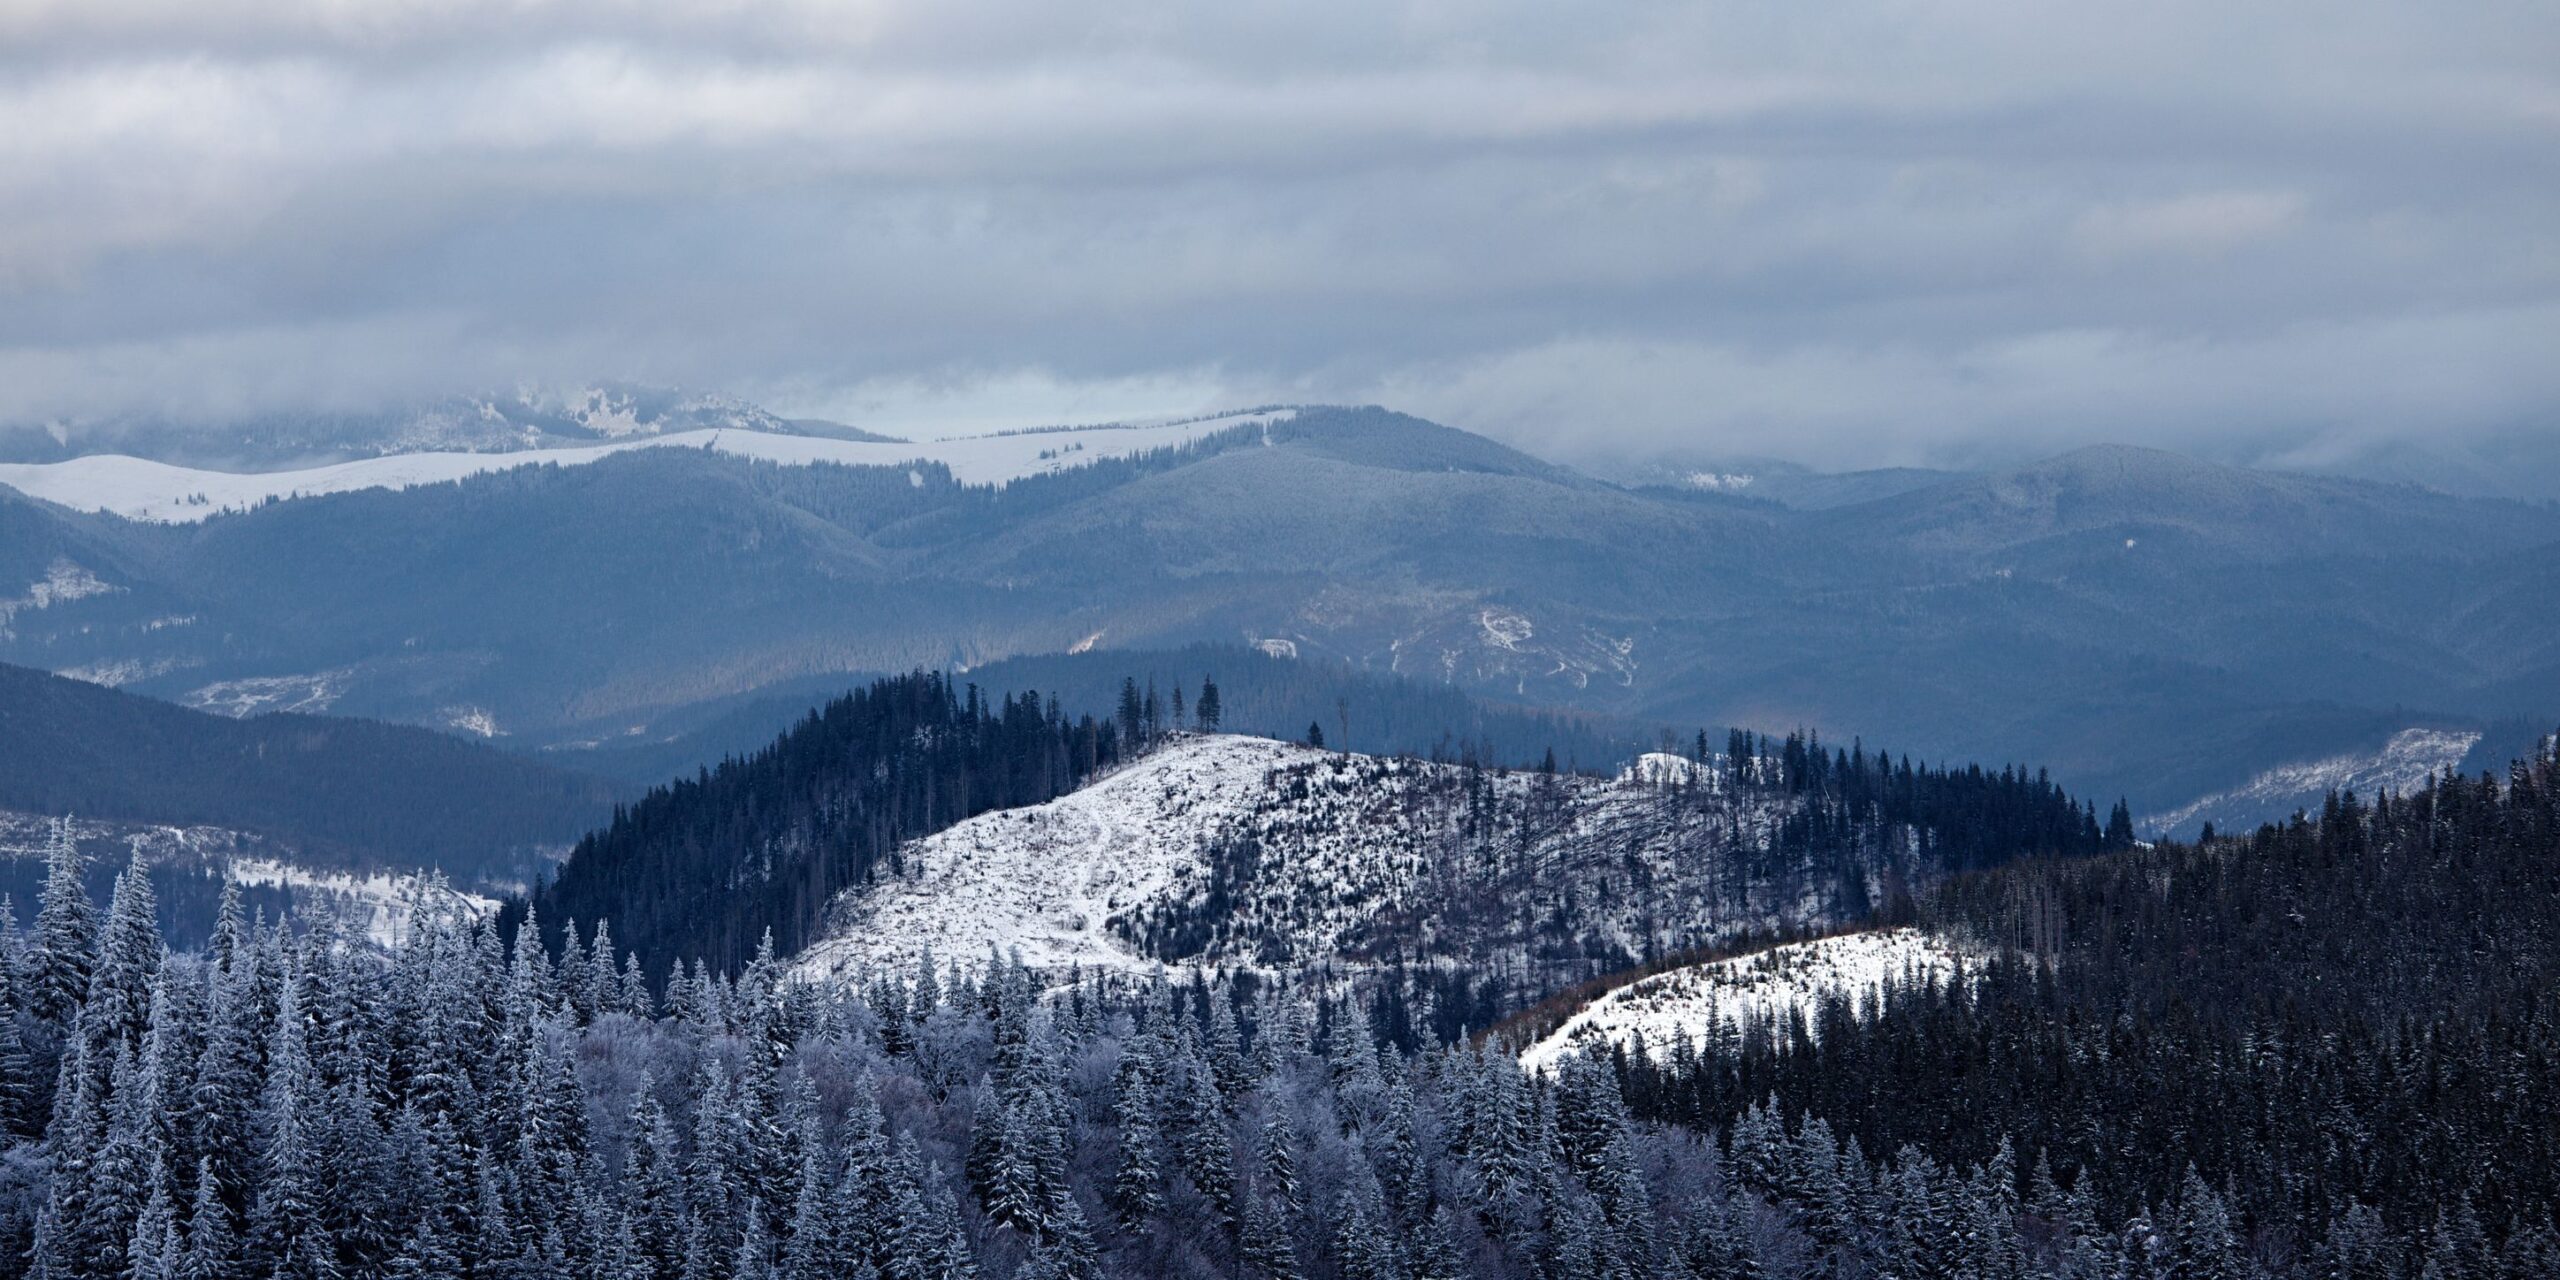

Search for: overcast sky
xmin=3 ymin=0 xmax=2554 ymax=468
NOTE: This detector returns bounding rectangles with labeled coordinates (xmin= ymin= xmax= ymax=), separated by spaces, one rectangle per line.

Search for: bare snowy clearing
xmin=1519 ymin=928 xmax=1975 ymax=1074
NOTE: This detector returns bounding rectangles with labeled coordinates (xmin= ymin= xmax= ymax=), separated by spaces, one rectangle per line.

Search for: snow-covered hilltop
xmin=0 ymin=408 xmax=1297 ymax=523
xmin=793 ymin=735 xmax=1315 ymax=981
xmin=1518 ymin=927 xmax=1975 ymax=1073
xmin=794 ymin=733 xmax=1922 ymax=987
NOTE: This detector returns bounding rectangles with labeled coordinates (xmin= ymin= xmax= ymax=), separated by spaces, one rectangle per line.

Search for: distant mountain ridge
xmin=0 ymin=382 xmax=903 ymax=469
xmin=0 ymin=404 xmax=2550 ymax=817
xmin=0 ymin=661 xmax=617 ymax=880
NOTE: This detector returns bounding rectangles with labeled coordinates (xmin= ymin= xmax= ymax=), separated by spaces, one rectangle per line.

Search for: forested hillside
xmin=6 ymin=744 xmax=2550 ymax=1279
xmin=523 ymin=672 xmax=1133 ymax=978
xmin=1584 ymin=737 xmax=2560 ymax=1277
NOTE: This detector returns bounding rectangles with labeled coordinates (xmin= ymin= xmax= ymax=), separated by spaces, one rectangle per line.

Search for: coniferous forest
xmin=526 ymin=673 xmax=1134 ymax=981
xmin=1 ymin=734 xmax=2554 ymax=1277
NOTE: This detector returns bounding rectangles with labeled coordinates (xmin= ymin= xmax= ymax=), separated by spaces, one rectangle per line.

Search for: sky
xmin=2 ymin=0 xmax=2555 ymax=470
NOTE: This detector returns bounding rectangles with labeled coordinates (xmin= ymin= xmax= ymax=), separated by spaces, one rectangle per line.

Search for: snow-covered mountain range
xmin=794 ymin=733 xmax=1918 ymax=988
xmin=3 ymin=403 xmax=2549 ymax=821
xmin=0 ymin=384 xmax=888 ymax=469
xmin=0 ymin=408 xmax=1297 ymax=524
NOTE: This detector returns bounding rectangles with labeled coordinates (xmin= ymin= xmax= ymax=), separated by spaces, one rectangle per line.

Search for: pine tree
xmin=1169 ymin=1057 xmax=1236 ymax=1222
xmin=2498 ymin=1222 xmax=2560 ymax=1280
xmin=1240 ymin=1195 xmax=1304 ymax=1280
xmin=2165 ymin=1169 xmax=2245 ymax=1280
xmin=83 ymin=855 xmax=164 ymax=1064
xmin=248 ymin=978 xmax=328 ymax=1280
xmin=27 ymin=1192 xmax=76 ymax=1280
xmin=1966 ymin=1137 xmax=2027 ymax=1280
xmin=1117 ymin=679 xmax=1145 ymax=751
xmin=979 ymin=1096 xmax=1049 ymax=1237
xmin=1552 ymin=1051 xmax=1630 ymax=1176
xmin=730 ymin=1199 xmax=775 ymax=1280
xmin=1333 ymin=1178 xmax=1403 ymax=1280
xmin=2105 ymin=799 xmax=2137 ymax=849
xmin=1257 ymin=1111 xmax=1301 ymax=1215
xmin=188 ymin=957 xmax=262 ymax=1223
xmin=0 ymin=958 xmax=35 ymax=1139
xmin=130 ymin=1151 xmax=180 ymax=1280
xmin=2313 ymin=1202 xmax=2392 ymax=1280
xmin=29 ymin=817 xmax=99 ymax=1030
xmin=779 ymin=1103 xmax=840 ymax=1280
xmin=178 ymin=1155 xmax=240 ymax=1280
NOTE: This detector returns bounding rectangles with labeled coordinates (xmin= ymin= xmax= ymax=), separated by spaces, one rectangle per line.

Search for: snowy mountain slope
xmin=795 ymin=734 xmax=1910 ymax=986
xmin=794 ymin=735 xmax=1315 ymax=981
xmin=2143 ymin=726 xmax=2482 ymax=838
xmin=0 ymin=408 xmax=1297 ymax=523
xmin=1517 ymin=927 xmax=1975 ymax=1073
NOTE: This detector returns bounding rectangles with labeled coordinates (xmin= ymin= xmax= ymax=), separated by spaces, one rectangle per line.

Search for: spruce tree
xmin=178 ymin=1155 xmax=240 ymax=1280
xmin=0 ymin=959 xmax=35 ymax=1139
xmin=1240 ymin=1195 xmax=1304 ymax=1280
xmin=82 ymin=856 xmax=164 ymax=1065
xmin=247 ymin=978 xmax=326 ymax=1280
xmin=28 ymin=817 xmax=99 ymax=1031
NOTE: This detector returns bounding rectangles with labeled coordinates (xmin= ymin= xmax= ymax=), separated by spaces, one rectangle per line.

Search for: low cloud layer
xmin=3 ymin=0 xmax=2554 ymax=468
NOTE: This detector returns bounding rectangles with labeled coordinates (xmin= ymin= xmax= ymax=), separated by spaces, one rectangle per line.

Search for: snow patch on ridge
xmin=1519 ymin=928 xmax=1974 ymax=1074
xmin=226 ymin=857 xmax=502 ymax=948
xmin=1622 ymin=752 xmax=1721 ymax=789
xmin=0 ymin=409 xmax=1299 ymax=523
xmin=2145 ymin=726 xmax=2481 ymax=837
xmin=0 ymin=811 xmax=497 ymax=949
xmin=0 ymin=559 xmax=118 ymax=637
xmin=182 ymin=669 xmax=353 ymax=717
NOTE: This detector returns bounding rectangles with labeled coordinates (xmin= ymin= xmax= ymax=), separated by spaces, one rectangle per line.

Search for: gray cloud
xmin=2 ymin=0 xmax=2554 ymax=467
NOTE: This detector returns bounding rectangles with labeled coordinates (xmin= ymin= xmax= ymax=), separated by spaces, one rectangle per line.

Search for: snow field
xmin=1518 ymin=927 xmax=1975 ymax=1073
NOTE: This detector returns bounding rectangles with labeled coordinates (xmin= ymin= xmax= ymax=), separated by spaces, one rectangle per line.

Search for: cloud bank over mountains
xmin=3 ymin=0 xmax=2553 ymax=469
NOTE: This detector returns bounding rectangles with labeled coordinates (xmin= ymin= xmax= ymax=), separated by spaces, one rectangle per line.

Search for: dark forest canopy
xmin=520 ymin=671 xmax=1128 ymax=984
xmin=1598 ymin=737 xmax=2560 ymax=1278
